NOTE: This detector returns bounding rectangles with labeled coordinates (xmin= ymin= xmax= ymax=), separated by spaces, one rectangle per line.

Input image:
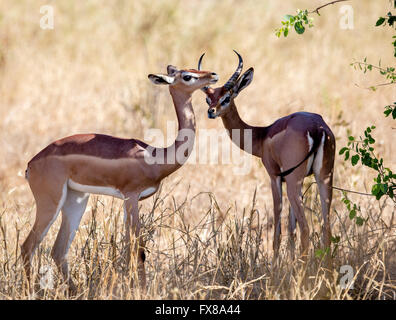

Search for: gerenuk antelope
xmin=22 ymin=64 xmax=218 ymax=292
xmin=199 ymin=51 xmax=335 ymax=261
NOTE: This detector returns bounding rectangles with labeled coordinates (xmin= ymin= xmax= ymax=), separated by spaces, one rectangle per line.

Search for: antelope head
xmin=198 ymin=50 xmax=254 ymax=119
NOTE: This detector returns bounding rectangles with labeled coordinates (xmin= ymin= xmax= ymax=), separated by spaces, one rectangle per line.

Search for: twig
xmin=354 ymin=82 xmax=396 ymax=90
xmin=369 ymin=82 xmax=396 ymax=88
xmin=351 ymin=61 xmax=390 ymax=73
xmin=305 ymin=181 xmax=373 ymax=196
xmin=310 ymin=0 xmax=350 ymax=15
xmin=332 ymin=185 xmax=373 ymax=196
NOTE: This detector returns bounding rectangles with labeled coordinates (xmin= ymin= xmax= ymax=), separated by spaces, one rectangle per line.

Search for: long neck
xmin=220 ymin=101 xmax=265 ymax=158
xmin=155 ymin=87 xmax=196 ymax=179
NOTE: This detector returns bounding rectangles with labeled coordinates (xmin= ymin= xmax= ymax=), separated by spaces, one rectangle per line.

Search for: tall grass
xmin=0 ymin=0 xmax=395 ymax=299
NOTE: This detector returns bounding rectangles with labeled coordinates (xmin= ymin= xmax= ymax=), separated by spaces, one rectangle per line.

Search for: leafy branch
xmin=275 ymin=0 xmax=349 ymax=37
xmin=350 ymin=58 xmax=396 ymax=90
xmin=339 ymin=126 xmax=396 ymax=202
xmin=342 ymin=5 xmax=396 ymax=205
xmin=341 ymin=192 xmax=366 ymax=226
xmin=276 ymin=1 xmax=395 ymax=236
xmin=275 ymin=9 xmax=313 ymax=37
xmin=384 ymin=101 xmax=396 ymax=119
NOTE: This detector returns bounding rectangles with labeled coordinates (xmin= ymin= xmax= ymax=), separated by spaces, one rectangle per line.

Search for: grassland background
xmin=0 ymin=0 xmax=395 ymax=299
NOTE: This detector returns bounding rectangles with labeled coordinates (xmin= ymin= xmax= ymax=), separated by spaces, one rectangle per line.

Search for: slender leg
xmin=313 ymin=134 xmax=335 ymax=265
xmin=21 ymin=182 xmax=67 ymax=290
xmin=285 ymin=178 xmax=309 ymax=258
xmin=288 ymin=205 xmax=297 ymax=260
xmin=124 ymin=195 xmax=146 ymax=290
xmin=270 ymin=176 xmax=283 ymax=260
xmin=51 ymin=188 xmax=89 ymax=293
xmin=315 ymin=171 xmax=333 ymax=260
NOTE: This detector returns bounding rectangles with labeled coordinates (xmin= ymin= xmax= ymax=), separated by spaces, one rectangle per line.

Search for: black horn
xmin=223 ymin=50 xmax=243 ymax=91
xmin=198 ymin=53 xmax=205 ymax=71
xmin=197 ymin=53 xmax=210 ymax=92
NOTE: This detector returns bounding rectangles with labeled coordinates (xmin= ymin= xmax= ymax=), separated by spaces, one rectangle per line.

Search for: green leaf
xmin=344 ymin=150 xmax=350 ymax=161
xmin=351 ymin=154 xmax=359 ymax=166
xmin=372 ymin=184 xmax=380 ymax=195
xmin=283 ymin=28 xmax=289 ymax=37
xmin=384 ymin=109 xmax=392 ymax=117
xmin=294 ymin=21 xmax=305 ymax=34
xmin=349 ymin=209 xmax=356 ymax=220
xmin=372 ymin=184 xmax=384 ymax=200
xmin=380 ymin=184 xmax=388 ymax=194
xmin=375 ymin=17 xmax=386 ymax=26
xmin=355 ymin=217 xmax=364 ymax=226
xmin=339 ymin=147 xmax=348 ymax=155
xmin=284 ymin=14 xmax=294 ymax=22
xmin=393 ymin=107 xmax=396 ymax=119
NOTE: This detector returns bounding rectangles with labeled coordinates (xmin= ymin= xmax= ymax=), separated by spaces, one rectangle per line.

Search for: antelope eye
xmin=183 ymin=75 xmax=192 ymax=81
xmin=221 ymin=96 xmax=230 ymax=106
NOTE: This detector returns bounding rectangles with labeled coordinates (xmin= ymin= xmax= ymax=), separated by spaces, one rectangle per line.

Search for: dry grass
xmin=0 ymin=0 xmax=395 ymax=299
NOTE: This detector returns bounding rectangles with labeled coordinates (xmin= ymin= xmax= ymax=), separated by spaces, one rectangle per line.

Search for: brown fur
xmin=205 ymin=78 xmax=335 ymax=262
xmin=21 ymin=67 xmax=218 ymax=293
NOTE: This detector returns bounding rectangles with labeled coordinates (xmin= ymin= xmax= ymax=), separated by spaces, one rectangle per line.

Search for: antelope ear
xmin=148 ymin=74 xmax=175 ymax=85
xmin=233 ymin=67 xmax=254 ymax=96
xmin=167 ymin=65 xmax=178 ymax=75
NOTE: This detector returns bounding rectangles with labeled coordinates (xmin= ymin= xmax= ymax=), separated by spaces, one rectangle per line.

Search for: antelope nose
xmin=210 ymin=73 xmax=219 ymax=83
xmin=208 ymin=108 xmax=216 ymax=119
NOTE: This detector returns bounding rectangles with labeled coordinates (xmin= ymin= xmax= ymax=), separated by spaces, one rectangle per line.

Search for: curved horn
xmin=197 ymin=53 xmax=210 ymax=92
xmin=198 ymin=53 xmax=205 ymax=71
xmin=223 ymin=50 xmax=243 ymax=91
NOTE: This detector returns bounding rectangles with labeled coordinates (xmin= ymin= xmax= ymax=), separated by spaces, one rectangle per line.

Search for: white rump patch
xmin=68 ymin=179 xmax=125 ymax=200
xmin=313 ymin=132 xmax=326 ymax=176
xmin=306 ymin=132 xmax=314 ymax=175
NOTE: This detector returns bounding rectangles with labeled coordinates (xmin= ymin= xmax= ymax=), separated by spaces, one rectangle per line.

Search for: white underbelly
xmin=68 ymin=179 xmax=157 ymax=201
xmin=138 ymin=187 xmax=157 ymax=200
xmin=68 ymin=179 xmax=125 ymax=199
